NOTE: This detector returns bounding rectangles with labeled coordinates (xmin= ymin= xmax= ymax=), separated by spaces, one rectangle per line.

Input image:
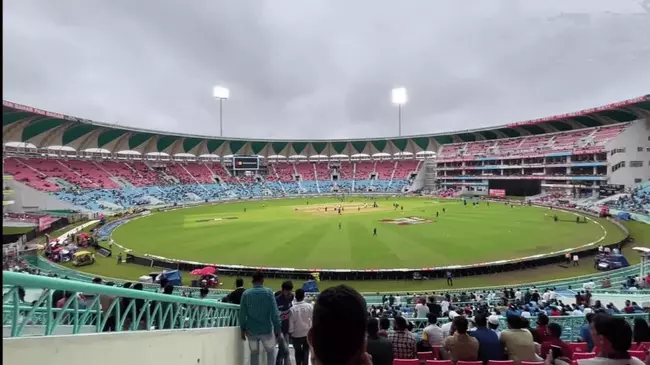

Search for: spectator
xmin=633 ymin=318 xmax=650 ymax=344
xmin=470 ymin=313 xmax=503 ymax=362
xmin=308 ymin=285 xmax=371 ymax=365
xmin=378 ymin=316 xmax=390 ymax=338
xmin=388 ymin=316 xmax=417 ymax=359
xmin=578 ymin=314 xmax=645 ymax=365
xmin=415 ymin=298 xmax=430 ymax=318
xmin=444 ymin=315 xmax=479 ymax=362
xmin=540 ymin=323 xmax=573 ymax=360
xmin=275 ymin=280 xmax=294 ymax=365
xmin=222 ymin=277 xmax=245 ymax=305
xmin=239 ymin=271 xmax=281 ymax=365
xmin=578 ymin=312 xmax=595 ymax=351
xmin=366 ymin=318 xmax=394 ymax=365
xmin=289 ymin=289 xmax=312 ymax=365
xmin=500 ymin=315 xmax=540 ymax=363
xmin=423 ymin=313 xmax=444 ymax=347
xmin=536 ymin=313 xmax=551 ymax=342
xmin=488 ymin=315 xmax=502 ymax=338
xmin=442 ymin=311 xmax=459 ymax=338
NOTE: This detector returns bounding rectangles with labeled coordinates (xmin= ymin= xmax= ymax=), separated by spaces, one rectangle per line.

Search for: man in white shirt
xmin=441 ymin=299 xmax=450 ymax=314
xmin=542 ymin=290 xmax=551 ymax=302
xmin=394 ymin=295 xmax=401 ymax=307
xmin=422 ymin=313 xmax=443 ymax=347
xmin=288 ymin=289 xmax=313 ymax=365
xmin=415 ymin=299 xmax=430 ymax=318
xmin=441 ymin=311 xmax=458 ymax=338
xmin=514 ymin=289 xmax=522 ymax=302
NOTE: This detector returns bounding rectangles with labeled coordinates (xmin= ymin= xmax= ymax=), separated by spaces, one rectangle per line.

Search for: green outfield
xmin=111 ymin=197 xmax=626 ymax=270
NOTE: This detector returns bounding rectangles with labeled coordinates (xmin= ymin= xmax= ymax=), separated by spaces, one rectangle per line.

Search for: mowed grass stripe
xmin=347 ymin=221 xmax=406 ymax=269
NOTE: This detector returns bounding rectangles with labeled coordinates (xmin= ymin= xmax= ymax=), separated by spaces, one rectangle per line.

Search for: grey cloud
xmin=3 ymin=0 xmax=650 ymax=141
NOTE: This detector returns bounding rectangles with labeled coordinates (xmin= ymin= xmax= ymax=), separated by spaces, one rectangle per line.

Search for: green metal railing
xmin=2 ymin=271 xmax=239 ymax=337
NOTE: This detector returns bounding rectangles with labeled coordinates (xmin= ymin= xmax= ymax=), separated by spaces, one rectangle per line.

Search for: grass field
xmin=53 ymin=197 xmax=648 ymax=292
xmin=111 ymin=197 xmax=624 ymax=270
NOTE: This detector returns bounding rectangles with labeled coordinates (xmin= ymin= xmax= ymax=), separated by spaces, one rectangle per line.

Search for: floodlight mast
xmin=212 ymin=86 xmax=230 ymax=137
xmin=391 ymin=87 xmax=408 ymax=136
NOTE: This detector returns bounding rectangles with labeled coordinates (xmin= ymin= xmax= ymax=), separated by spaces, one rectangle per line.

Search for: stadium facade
xmin=2 ymin=96 xmax=650 ymax=213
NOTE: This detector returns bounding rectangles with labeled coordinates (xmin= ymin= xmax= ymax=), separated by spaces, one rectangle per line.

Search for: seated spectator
xmin=378 ymin=316 xmax=390 ymax=338
xmin=568 ymin=314 xmax=644 ymax=365
xmin=536 ymin=313 xmax=551 ymax=342
xmin=633 ymin=318 xmax=650 ymax=345
xmin=579 ymin=313 xmax=595 ymax=351
xmin=540 ymin=323 xmax=573 ymax=360
xmin=366 ymin=318 xmax=394 ymax=365
xmin=444 ymin=315 xmax=479 ymax=362
xmin=308 ymin=285 xmax=371 ymax=365
xmin=470 ymin=313 xmax=504 ymax=362
xmin=501 ymin=315 xmax=540 ymax=363
xmin=423 ymin=313 xmax=444 ymax=347
xmin=388 ymin=316 xmax=417 ymax=359
xmin=488 ymin=315 xmax=502 ymax=338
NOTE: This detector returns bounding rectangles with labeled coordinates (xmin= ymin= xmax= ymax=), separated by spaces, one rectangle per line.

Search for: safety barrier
xmin=2 ymin=271 xmax=239 ymax=337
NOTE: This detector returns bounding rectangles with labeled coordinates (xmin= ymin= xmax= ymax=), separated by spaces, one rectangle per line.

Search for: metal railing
xmin=2 ymin=271 xmax=239 ymax=337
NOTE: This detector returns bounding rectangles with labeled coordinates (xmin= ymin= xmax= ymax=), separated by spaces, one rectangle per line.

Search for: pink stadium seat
xmin=425 ymin=361 xmax=452 ymax=365
xmin=572 ymin=352 xmax=596 ymax=360
xmin=568 ymin=342 xmax=588 ymax=353
xmin=628 ymin=350 xmax=647 ymax=361
xmin=457 ymin=361 xmax=482 ymax=365
xmin=393 ymin=360 xmax=419 ymax=365
xmin=520 ymin=362 xmax=545 ymax=365
xmin=417 ymin=352 xmax=435 ymax=362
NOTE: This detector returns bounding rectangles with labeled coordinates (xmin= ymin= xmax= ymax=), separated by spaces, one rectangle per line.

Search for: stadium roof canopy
xmin=3 ymin=95 xmax=649 ymax=157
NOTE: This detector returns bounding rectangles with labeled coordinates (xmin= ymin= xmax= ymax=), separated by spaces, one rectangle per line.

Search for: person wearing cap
xmin=470 ymin=313 xmax=504 ymax=362
xmin=487 ymin=315 xmax=502 ymax=338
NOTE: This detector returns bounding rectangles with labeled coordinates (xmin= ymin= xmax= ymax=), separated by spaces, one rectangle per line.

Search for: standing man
xmin=446 ymin=271 xmax=453 ymax=286
xmin=222 ymin=277 xmax=245 ymax=305
xmin=289 ymin=289 xmax=313 ymax=365
xmin=339 ymin=222 xmax=342 ymax=231
xmin=275 ymin=281 xmax=294 ymax=365
xmin=373 ymin=228 xmax=377 ymax=236
xmin=239 ymin=272 xmax=281 ymax=365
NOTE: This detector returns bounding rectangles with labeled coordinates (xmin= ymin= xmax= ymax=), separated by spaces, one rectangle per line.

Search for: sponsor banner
xmin=506 ymin=95 xmax=647 ymax=127
xmin=379 ymin=216 xmax=432 ymax=226
xmin=4 ymin=101 xmax=66 ymax=119
xmin=38 ymin=216 xmax=58 ymax=232
xmin=488 ymin=189 xmax=506 ymax=197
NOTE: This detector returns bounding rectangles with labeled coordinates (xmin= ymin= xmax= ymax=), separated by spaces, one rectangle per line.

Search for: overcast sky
xmin=3 ymin=0 xmax=650 ymax=140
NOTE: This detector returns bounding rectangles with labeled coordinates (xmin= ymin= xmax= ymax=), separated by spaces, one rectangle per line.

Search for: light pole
xmin=212 ymin=86 xmax=230 ymax=137
xmin=391 ymin=87 xmax=408 ymax=136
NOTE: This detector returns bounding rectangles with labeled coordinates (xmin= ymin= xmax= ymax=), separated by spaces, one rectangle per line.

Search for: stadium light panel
xmin=391 ymin=87 xmax=408 ymax=105
xmin=212 ymin=86 xmax=230 ymax=100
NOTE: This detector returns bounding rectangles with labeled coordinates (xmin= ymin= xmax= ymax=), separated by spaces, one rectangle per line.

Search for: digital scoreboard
xmin=232 ymin=156 xmax=260 ymax=170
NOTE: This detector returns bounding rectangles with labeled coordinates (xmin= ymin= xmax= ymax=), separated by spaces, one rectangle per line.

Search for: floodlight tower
xmin=391 ymin=87 xmax=408 ymax=136
xmin=212 ymin=86 xmax=230 ymax=137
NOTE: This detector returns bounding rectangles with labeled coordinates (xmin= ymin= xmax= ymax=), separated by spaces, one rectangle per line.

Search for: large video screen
xmin=232 ymin=156 xmax=260 ymax=170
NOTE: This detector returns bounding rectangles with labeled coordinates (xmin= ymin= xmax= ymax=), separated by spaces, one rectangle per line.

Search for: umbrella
xmin=201 ymin=266 xmax=216 ymax=275
xmin=190 ymin=268 xmax=204 ymax=276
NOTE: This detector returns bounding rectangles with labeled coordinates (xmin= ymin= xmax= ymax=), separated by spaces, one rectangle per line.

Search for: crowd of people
xmin=235 ymin=271 xmax=650 ymax=365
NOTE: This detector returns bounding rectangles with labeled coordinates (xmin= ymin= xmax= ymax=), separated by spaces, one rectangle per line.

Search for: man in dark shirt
xmin=366 ymin=318 xmax=394 ymax=365
xmin=222 ymin=278 xmax=245 ymax=305
xmin=275 ymin=281 xmax=294 ymax=365
xmin=469 ymin=313 xmax=504 ymax=362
